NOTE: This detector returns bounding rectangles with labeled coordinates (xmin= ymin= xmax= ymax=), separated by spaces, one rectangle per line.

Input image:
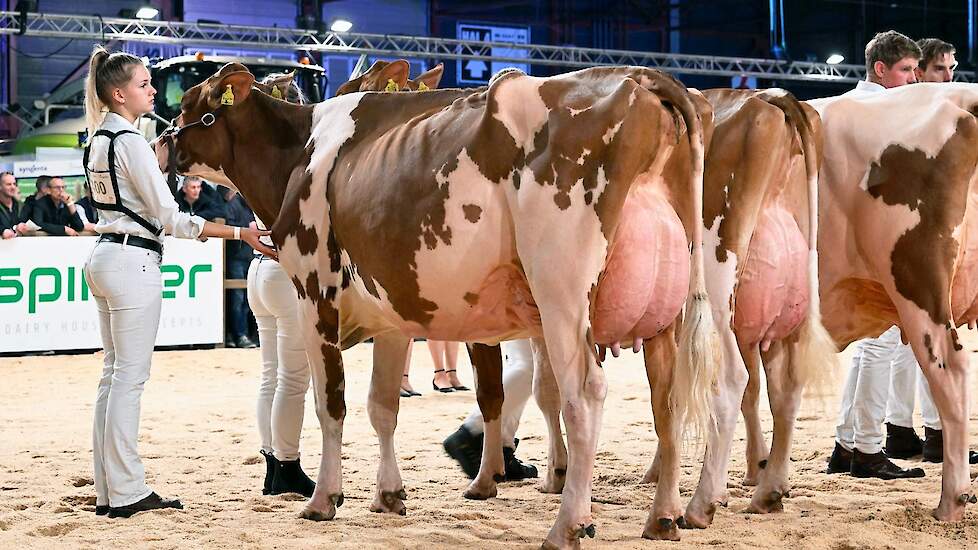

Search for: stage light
xmin=826 ymin=54 xmax=844 ymax=65
xmin=330 ymin=19 xmax=353 ymax=32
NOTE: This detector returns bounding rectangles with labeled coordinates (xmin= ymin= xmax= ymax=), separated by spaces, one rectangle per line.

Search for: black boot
xmin=260 ymin=450 xmax=278 ymax=495
xmin=884 ymin=423 xmax=923 ymax=459
xmin=503 ymin=438 xmax=538 ymax=481
xmin=270 ymin=457 xmax=316 ymax=498
xmin=826 ymin=442 xmax=853 ymax=474
xmin=923 ymin=427 xmax=943 ymax=462
xmin=850 ymin=449 xmax=925 ymax=479
xmin=443 ymin=425 xmax=483 ymax=479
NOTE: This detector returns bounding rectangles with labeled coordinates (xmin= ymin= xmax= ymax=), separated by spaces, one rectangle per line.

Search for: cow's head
xmin=254 ymin=71 xmax=304 ymax=103
xmin=334 ymin=59 xmax=444 ymax=95
xmin=155 ymin=62 xmax=256 ymax=186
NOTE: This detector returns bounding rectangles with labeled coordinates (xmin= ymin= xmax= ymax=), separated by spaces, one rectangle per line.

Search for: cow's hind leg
xmin=748 ymin=340 xmax=801 ymax=513
xmin=367 ymin=332 xmax=410 ymax=515
xmin=642 ymin=324 xmax=683 ymax=541
xmin=464 ymin=343 xmax=506 ymax=500
xmin=741 ymin=346 xmax=768 ymax=486
xmin=294 ymin=268 xmax=346 ymax=521
xmin=532 ymin=337 xmax=568 ymax=494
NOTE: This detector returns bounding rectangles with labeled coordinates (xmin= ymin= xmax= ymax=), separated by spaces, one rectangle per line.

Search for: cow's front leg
xmin=642 ymin=325 xmax=683 ymax=541
xmin=748 ymin=341 xmax=801 ymax=513
xmin=367 ymin=332 xmax=411 ymax=515
xmin=683 ymin=318 xmax=745 ymax=529
xmin=294 ymin=270 xmax=346 ymax=522
xmin=532 ymin=337 xmax=568 ymax=494
xmin=740 ymin=347 xmax=769 ymax=486
xmin=898 ymin=305 xmax=973 ymax=521
xmin=464 ymin=343 xmax=505 ymax=500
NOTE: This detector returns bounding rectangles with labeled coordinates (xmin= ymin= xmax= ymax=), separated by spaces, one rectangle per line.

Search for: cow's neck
xmin=221 ymin=92 xmax=314 ymax=225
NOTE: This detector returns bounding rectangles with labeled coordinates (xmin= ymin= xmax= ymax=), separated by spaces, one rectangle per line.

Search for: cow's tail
xmin=762 ymin=90 xmax=837 ymax=400
xmin=643 ymin=70 xmax=721 ymax=443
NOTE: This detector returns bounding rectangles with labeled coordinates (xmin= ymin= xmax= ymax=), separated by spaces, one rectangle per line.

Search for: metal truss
xmin=1 ymin=10 xmax=974 ymax=83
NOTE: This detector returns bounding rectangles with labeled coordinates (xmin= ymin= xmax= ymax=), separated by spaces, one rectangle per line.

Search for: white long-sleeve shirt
xmin=89 ymin=112 xmax=205 ymax=242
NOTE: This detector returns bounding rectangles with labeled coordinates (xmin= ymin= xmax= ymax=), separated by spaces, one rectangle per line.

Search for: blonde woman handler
xmin=249 ymin=73 xmax=315 ymax=497
xmin=83 ymin=46 xmax=276 ymax=518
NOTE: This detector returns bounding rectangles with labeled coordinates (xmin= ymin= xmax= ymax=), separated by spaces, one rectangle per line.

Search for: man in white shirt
xmin=826 ymin=30 xmax=927 ymax=480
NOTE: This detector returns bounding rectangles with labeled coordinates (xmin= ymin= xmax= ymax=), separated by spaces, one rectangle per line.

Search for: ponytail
xmin=83 ymin=45 xmax=144 ymax=144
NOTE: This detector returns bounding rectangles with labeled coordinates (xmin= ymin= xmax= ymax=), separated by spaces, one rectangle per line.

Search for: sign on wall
xmin=456 ymin=22 xmax=530 ymax=85
xmin=0 ymin=237 xmax=224 ymax=353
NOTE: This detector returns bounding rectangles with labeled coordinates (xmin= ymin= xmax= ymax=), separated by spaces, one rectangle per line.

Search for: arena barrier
xmin=0 ymin=236 xmax=225 ymax=353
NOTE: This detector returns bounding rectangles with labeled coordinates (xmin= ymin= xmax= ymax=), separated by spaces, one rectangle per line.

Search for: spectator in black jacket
xmin=1 ymin=172 xmax=21 ymax=239
xmin=219 ymin=185 xmax=258 ymax=348
xmin=76 ymin=185 xmax=98 ymax=231
xmin=30 ymin=176 xmax=84 ymax=236
xmin=176 ymin=176 xmax=225 ymax=221
xmin=15 ymin=175 xmax=51 ymax=235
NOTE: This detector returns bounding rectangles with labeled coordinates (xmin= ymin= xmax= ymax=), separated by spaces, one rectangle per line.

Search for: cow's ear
xmin=376 ymin=59 xmax=410 ymax=91
xmin=208 ymin=70 xmax=256 ymax=109
xmin=411 ymin=63 xmax=443 ymax=91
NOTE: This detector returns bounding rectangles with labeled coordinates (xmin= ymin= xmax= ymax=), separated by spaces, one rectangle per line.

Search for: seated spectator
xmin=219 ymin=185 xmax=258 ymax=349
xmin=76 ymin=185 xmax=98 ymax=232
xmin=14 ymin=175 xmax=51 ymax=235
xmin=0 ymin=171 xmax=20 ymax=239
xmin=176 ymin=176 xmax=225 ymax=221
xmin=29 ymin=176 xmax=84 ymax=236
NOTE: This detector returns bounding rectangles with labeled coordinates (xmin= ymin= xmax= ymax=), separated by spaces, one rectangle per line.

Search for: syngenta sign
xmin=0 ymin=264 xmax=213 ymax=314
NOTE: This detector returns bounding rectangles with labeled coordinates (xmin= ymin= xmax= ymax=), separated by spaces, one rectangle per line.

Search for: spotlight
xmin=826 ymin=54 xmax=845 ymax=65
xmin=330 ymin=19 xmax=353 ymax=32
xmin=135 ymin=6 xmax=160 ymax=20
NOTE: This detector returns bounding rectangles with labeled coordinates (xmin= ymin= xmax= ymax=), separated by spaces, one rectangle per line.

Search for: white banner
xmin=0 ymin=236 xmax=225 ymax=352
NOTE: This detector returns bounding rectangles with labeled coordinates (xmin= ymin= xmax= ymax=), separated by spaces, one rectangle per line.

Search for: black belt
xmin=98 ymin=233 xmax=163 ymax=255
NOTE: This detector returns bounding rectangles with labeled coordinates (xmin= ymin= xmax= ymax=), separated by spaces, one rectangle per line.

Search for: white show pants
xmin=86 ymin=240 xmax=162 ymax=508
xmin=836 ymin=325 xmax=937 ymax=453
xmin=248 ymin=256 xmax=310 ymax=461
xmin=463 ymin=339 xmax=534 ymax=447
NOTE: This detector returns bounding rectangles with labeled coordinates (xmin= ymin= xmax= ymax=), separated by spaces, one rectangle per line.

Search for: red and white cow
xmin=157 ymin=60 xmax=717 ymax=548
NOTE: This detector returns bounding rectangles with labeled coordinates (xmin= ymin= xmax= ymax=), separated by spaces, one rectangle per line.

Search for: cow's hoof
xmin=298 ymin=492 xmax=343 ymax=521
xmin=932 ymin=498 xmax=968 ymax=522
xmin=748 ymin=490 xmax=785 ymax=514
xmin=642 ymin=462 xmax=659 ymax=484
xmin=539 ymin=468 xmax=566 ymax=494
xmin=642 ymin=516 xmax=681 ymax=541
xmin=463 ymin=479 xmax=498 ymax=500
xmin=369 ymin=488 xmax=407 ymax=516
xmin=680 ymin=501 xmax=717 ymax=529
xmin=575 ymin=523 xmax=596 ymax=539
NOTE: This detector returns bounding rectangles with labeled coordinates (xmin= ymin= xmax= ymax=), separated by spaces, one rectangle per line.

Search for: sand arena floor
xmin=1 ymin=338 xmax=977 ymax=549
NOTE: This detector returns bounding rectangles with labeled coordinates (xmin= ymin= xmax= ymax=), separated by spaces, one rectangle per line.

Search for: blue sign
xmin=456 ymin=23 xmax=530 ymax=85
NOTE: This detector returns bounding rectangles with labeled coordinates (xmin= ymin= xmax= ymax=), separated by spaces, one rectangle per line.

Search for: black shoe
xmin=95 ymin=505 xmax=109 ymax=516
xmin=885 ymin=423 xmax=923 ymax=459
xmin=503 ymin=438 xmax=538 ymax=480
xmin=107 ymin=492 xmax=183 ymax=518
xmin=270 ymin=458 xmax=316 ymax=498
xmin=923 ymin=427 xmax=943 ymax=463
xmin=443 ymin=425 xmax=483 ymax=479
xmin=826 ymin=442 xmax=852 ymax=474
xmin=972 ymin=451 xmax=978 ymax=464
xmin=446 ymin=369 xmax=470 ymax=391
xmin=261 ymin=450 xmax=278 ymax=495
xmin=432 ymin=369 xmax=455 ymax=393
xmin=401 ymin=374 xmax=421 ymax=397
xmin=850 ymin=449 xmax=925 ymax=480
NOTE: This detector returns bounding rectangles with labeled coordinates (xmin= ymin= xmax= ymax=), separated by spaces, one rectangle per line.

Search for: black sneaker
xmin=884 ymin=423 xmax=923 ymax=459
xmin=443 ymin=426 xmax=483 ymax=479
xmin=923 ymin=427 xmax=943 ymax=462
xmin=270 ymin=457 xmax=316 ymax=498
xmin=850 ymin=450 xmax=925 ymax=480
xmin=503 ymin=439 xmax=538 ymax=481
xmin=95 ymin=505 xmax=109 ymax=516
xmin=826 ymin=442 xmax=852 ymax=474
xmin=107 ymin=492 xmax=183 ymax=518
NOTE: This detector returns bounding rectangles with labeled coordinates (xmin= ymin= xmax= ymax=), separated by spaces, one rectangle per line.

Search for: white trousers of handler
xmin=86 ymin=241 xmax=161 ymax=508
xmin=463 ymin=339 xmax=534 ymax=446
xmin=248 ymin=256 xmax=310 ymax=461
xmin=836 ymin=325 xmax=940 ymax=454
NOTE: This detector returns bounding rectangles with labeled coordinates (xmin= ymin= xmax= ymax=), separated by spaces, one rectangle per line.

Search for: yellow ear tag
xmin=271 ymin=85 xmax=283 ymax=99
xmin=385 ymin=79 xmax=399 ymax=92
xmin=221 ymin=85 xmax=235 ymax=106
xmin=417 ymin=81 xmax=430 ymax=92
